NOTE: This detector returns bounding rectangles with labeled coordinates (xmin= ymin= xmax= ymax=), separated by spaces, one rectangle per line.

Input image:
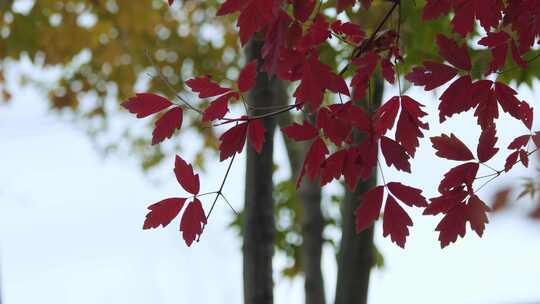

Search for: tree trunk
xmin=335 ymin=77 xmax=384 ymax=304
xmin=277 ymin=109 xmax=326 ymax=304
xmin=242 ymin=38 xmax=285 ymax=304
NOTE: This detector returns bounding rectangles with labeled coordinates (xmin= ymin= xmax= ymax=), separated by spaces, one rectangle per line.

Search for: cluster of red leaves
xmin=123 ymin=0 xmax=540 ymax=248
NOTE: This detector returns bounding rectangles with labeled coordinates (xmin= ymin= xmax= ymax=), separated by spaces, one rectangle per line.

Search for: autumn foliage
xmin=122 ymin=0 xmax=540 ymax=248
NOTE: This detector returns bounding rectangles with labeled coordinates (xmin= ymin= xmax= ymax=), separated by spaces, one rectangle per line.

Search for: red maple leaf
xmin=180 ymin=198 xmax=207 ymax=247
xmin=331 ymin=20 xmax=365 ymax=44
xmin=294 ymin=52 xmax=348 ymax=111
xmin=383 ymin=195 xmax=413 ymax=248
xmin=351 ymin=51 xmax=379 ymax=101
xmin=373 ymin=96 xmax=400 ymax=137
xmin=219 ymin=122 xmax=248 ymax=161
xmin=380 ymin=136 xmax=411 ymax=173
xmin=317 ymin=107 xmax=351 ymax=146
xmin=248 ymin=119 xmax=266 ymax=153
xmin=297 ymin=138 xmax=329 ymax=186
xmin=438 ymin=162 xmax=479 ymax=193
xmin=122 ymin=93 xmax=173 ymax=118
xmin=186 ymin=76 xmax=231 ymax=98
xmin=431 ymin=133 xmax=474 ymax=161
xmin=477 ymin=124 xmax=499 ymax=162
xmin=395 ymin=96 xmax=429 ymax=157
xmin=466 ymin=195 xmax=490 ymax=237
xmin=282 ymin=119 xmax=319 ymax=141
xmin=292 ymin=0 xmax=315 ymax=22
xmin=152 ymin=107 xmax=183 ymax=145
xmin=238 ymin=60 xmax=258 ymax=92
xmin=424 ymin=187 xmax=468 ymax=215
xmin=405 ymin=61 xmax=458 ymax=91
xmin=298 ymin=14 xmax=331 ymax=50
xmin=478 ymin=31 xmax=511 ymax=74
xmin=451 ymin=0 xmax=502 ymax=37
xmin=436 ymin=34 xmax=471 ymax=71
xmin=320 ymin=149 xmax=347 ymax=186
xmin=355 ymin=185 xmax=384 ymax=232
xmin=202 ymin=92 xmax=239 ymax=122
xmin=174 ymin=155 xmax=200 ymax=195
xmin=435 ymin=202 xmax=467 ymax=248
xmin=438 ymin=75 xmax=474 ymax=122
xmin=387 ymin=182 xmax=428 ymax=208
xmin=143 ymin=197 xmax=186 ymax=229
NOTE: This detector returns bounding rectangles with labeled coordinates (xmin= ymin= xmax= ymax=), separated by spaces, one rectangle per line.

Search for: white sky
xmin=1 ymin=62 xmax=540 ymax=304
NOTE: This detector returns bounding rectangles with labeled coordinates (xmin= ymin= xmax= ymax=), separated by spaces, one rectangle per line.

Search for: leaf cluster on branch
xmin=123 ymin=0 xmax=540 ymax=248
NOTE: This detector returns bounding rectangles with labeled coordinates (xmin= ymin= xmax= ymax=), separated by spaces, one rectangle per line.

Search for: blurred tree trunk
xmin=335 ymin=76 xmax=384 ymax=304
xmin=277 ymin=111 xmax=326 ymax=304
xmin=243 ymin=38 xmax=285 ymax=304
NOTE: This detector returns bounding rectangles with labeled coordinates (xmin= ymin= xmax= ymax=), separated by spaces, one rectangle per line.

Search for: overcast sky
xmin=1 ymin=59 xmax=540 ymax=304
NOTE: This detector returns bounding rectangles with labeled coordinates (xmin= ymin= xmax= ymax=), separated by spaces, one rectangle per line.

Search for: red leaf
xmin=438 ymin=75 xmax=475 ymax=122
xmin=467 ymin=195 xmax=490 ymax=237
xmin=168 ymin=0 xmax=175 ymax=6
xmin=431 ymin=133 xmax=474 ymax=161
xmin=180 ymin=198 xmax=207 ymax=247
xmin=472 ymin=80 xmax=498 ymax=128
xmin=504 ymin=150 xmax=519 ymax=172
xmin=186 ymin=76 xmax=230 ymax=98
xmin=422 ymin=0 xmax=452 ymax=20
xmin=373 ymin=96 xmax=400 ymax=137
xmin=495 ymin=82 xmax=521 ymax=120
xmin=477 ymin=124 xmax=499 ymax=162
xmin=317 ymin=107 xmax=351 ymax=146
xmin=424 ymin=187 xmax=467 ymax=215
xmin=292 ymin=0 xmax=316 ymax=22
xmin=396 ymin=96 xmax=429 ymax=157
xmin=321 ymin=149 xmax=347 ymax=186
xmin=355 ymin=186 xmax=384 ymax=233
xmin=297 ymin=138 xmax=329 ymax=186
xmin=248 ymin=119 xmax=265 ymax=153
xmin=438 ymin=162 xmax=479 ymax=193
xmin=337 ymin=0 xmax=355 ymax=12
xmin=451 ymin=0 xmax=502 ymax=37
xmin=383 ymin=195 xmax=413 ymax=248
xmin=174 ymin=155 xmax=200 ymax=195
xmin=519 ymin=101 xmax=533 ymax=130
xmin=294 ymin=53 xmax=343 ymax=111
xmin=331 ymin=20 xmax=365 ymax=44
xmin=381 ymin=58 xmax=395 ymax=84
xmin=380 ymin=136 xmax=411 ymax=173
xmin=436 ymin=202 xmax=467 ymax=248
xmin=405 ymin=61 xmax=458 ymax=91
xmin=143 ymin=198 xmax=186 ymax=229
xmin=520 ymin=150 xmax=529 ymax=167
xmin=236 ymin=0 xmax=275 ymax=45
xmin=351 ymin=52 xmax=379 ymax=101
xmin=436 ymin=34 xmax=471 ymax=70
xmin=507 ymin=134 xmax=531 ymax=150
xmin=478 ymin=31 xmax=510 ymax=74
xmin=152 ymin=107 xmax=183 ymax=145
xmin=299 ymin=14 xmax=330 ymax=50
xmin=122 ymin=93 xmax=173 ymax=118
xmin=202 ymin=92 xmax=238 ymax=122
xmin=282 ymin=119 xmax=318 ymax=141
xmin=219 ymin=122 xmax=248 ymax=161
xmin=387 ymin=182 xmax=428 ymax=208
xmin=238 ymin=60 xmax=258 ymax=92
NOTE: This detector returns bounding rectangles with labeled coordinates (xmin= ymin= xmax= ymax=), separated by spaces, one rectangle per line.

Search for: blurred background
xmin=1 ymin=0 xmax=539 ymax=303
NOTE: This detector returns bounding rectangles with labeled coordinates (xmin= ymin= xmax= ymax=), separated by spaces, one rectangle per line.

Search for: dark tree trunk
xmin=299 ymin=176 xmax=325 ymax=304
xmin=242 ymin=38 xmax=285 ymax=304
xmin=335 ymin=77 xmax=384 ymax=304
xmin=277 ymin=110 xmax=326 ymax=304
